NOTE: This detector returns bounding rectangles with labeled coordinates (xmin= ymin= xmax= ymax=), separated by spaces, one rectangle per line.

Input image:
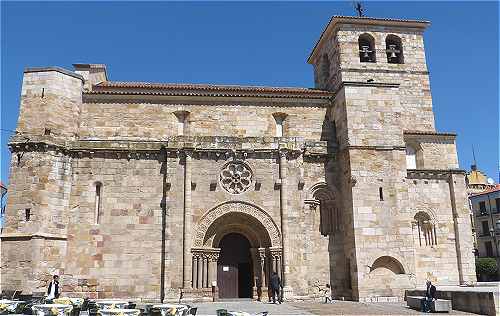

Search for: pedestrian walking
xmin=270 ymin=272 xmax=282 ymax=304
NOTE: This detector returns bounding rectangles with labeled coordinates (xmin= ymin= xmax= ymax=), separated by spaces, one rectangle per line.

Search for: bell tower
xmin=306 ymin=16 xmax=477 ymax=301
xmin=308 ymin=16 xmax=434 ymax=131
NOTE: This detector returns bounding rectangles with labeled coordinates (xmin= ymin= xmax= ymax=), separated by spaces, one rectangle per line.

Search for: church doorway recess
xmin=191 ymin=201 xmax=283 ymax=300
xmin=217 ymin=233 xmax=253 ymax=298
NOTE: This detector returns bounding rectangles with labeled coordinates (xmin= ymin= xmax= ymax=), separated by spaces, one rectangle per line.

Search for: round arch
xmin=366 ymin=252 xmax=410 ymax=275
xmin=193 ymin=201 xmax=281 ymax=248
xmin=370 ymin=256 xmax=405 ymax=274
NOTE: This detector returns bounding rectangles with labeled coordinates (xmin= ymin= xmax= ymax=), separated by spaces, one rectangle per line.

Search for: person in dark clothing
xmin=421 ymin=280 xmax=436 ymax=312
xmin=269 ymin=272 xmax=282 ymax=304
xmin=47 ymin=275 xmax=60 ymax=301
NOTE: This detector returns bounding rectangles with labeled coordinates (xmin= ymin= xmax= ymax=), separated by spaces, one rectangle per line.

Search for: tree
xmin=476 ymin=257 xmax=498 ymax=281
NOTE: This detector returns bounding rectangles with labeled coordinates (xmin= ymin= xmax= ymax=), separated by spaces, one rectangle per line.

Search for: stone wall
xmin=17 ymin=69 xmax=82 ymax=139
xmin=63 ymin=156 xmax=165 ymax=299
xmin=79 ymin=101 xmax=328 ymax=140
xmin=3 ymin=137 xmax=332 ymax=298
xmin=408 ymin=179 xmax=461 ymax=285
xmin=2 ymin=149 xmax=72 ymax=294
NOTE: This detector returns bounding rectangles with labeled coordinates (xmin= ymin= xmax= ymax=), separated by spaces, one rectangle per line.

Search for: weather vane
xmin=354 ymin=2 xmax=365 ymax=17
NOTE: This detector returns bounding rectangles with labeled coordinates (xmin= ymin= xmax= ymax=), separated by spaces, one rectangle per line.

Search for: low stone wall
xmin=405 ymin=289 xmax=498 ymax=316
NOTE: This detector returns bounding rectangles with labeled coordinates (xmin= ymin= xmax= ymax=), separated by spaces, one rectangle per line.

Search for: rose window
xmin=220 ymin=161 xmax=253 ymax=194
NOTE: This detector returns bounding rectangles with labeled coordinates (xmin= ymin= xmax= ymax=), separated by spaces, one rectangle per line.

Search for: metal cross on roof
xmin=355 ymin=2 xmax=365 ymax=17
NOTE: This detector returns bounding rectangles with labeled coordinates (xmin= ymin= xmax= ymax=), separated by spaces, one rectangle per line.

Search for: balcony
xmin=478 ymin=229 xmax=500 ymax=238
xmin=475 ymin=209 xmax=500 ymax=218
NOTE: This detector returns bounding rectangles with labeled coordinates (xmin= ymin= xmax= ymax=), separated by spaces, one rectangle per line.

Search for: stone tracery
xmin=219 ymin=161 xmax=253 ymax=194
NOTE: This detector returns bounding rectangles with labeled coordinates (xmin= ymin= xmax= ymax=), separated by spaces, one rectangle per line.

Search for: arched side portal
xmin=193 ymin=201 xmax=281 ymax=248
xmin=191 ymin=201 xmax=283 ymax=299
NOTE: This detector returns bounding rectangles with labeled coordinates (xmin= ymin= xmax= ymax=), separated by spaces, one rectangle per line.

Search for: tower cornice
xmin=308 ymin=16 xmax=430 ymax=64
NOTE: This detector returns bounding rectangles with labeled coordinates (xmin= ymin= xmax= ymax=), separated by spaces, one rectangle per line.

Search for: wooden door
xmin=218 ymin=263 xmax=238 ymax=298
xmin=217 ymin=233 xmax=252 ymax=298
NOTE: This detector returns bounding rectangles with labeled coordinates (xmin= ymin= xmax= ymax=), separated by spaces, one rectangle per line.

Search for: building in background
xmin=470 ymin=186 xmax=500 ymax=257
xmin=466 ymin=164 xmax=496 ymax=255
xmin=466 ymin=164 xmax=496 ymax=196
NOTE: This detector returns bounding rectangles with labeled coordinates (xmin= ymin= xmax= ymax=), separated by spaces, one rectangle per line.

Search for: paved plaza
xmin=193 ymin=300 xmax=477 ymax=315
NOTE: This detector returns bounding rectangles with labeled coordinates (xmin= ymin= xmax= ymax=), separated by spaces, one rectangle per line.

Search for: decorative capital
xmin=304 ymin=199 xmax=320 ymax=210
xmin=269 ymin=247 xmax=283 ymax=259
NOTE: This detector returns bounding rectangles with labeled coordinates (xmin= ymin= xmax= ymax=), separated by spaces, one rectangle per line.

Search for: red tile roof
xmin=470 ymin=184 xmax=500 ymax=197
xmin=404 ymin=130 xmax=457 ymax=137
xmin=88 ymin=81 xmax=333 ymax=99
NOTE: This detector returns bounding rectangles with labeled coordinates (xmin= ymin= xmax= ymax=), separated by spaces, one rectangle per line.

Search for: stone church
xmin=2 ymin=16 xmax=476 ymax=302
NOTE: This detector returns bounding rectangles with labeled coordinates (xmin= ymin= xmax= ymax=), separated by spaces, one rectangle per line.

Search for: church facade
xmin=2 ymin=16 xmax=476 ymax=302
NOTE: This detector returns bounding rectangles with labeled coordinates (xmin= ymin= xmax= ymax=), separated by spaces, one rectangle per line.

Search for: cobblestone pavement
xmin=193 ymin=300 xmax=478 ymax=315
xmin=195 ymin=300 xmax=313 ymax=315
xmin=289 ymin=301 xmax=478 ymax=315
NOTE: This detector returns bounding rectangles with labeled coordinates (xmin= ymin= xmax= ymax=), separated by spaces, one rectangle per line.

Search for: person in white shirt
xmin=46 ymin=275 xmax=60 ymax=301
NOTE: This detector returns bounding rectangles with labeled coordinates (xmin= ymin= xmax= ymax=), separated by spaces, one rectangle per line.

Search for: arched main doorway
xmin=191 ymin=201 xmax=283 ymax=300
xmin=217 ymin=233 xmax=253 ymax=298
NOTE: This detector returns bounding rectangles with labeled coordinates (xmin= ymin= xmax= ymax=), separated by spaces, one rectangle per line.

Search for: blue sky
xmin=1 ymin=1 xmax=499 ymax=186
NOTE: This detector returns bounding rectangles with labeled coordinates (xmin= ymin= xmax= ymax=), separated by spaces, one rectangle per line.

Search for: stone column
xmin=250 ymin=248 xmax=260 ymax=299
xmin=197 ymin=253 xmax=203 ymax=289
xmin=208 ymin=250 xmax=220 ymax=287
xmin=276 ymin=256 xmax=282 ymax=280
xmin=279 ymin=150 xmax=290 ymax=290
xmin=258 ymin=248 xmax=267 ymax=287
xmin=203 ymin=255 xmax=209 ymax=288
xmin=192 ymin=255 xmax=198 ymax=289
xmin=183 ymin=151 xmax=192 ymax=289
xmin=206 ymin=255 xmax=211 ymax=288
xmin=448 ymin=173 xmax=477 ymax=283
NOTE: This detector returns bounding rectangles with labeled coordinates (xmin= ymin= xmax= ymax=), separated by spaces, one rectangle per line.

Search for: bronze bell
xmin=389 ymin=44 xmax=397 ymax=58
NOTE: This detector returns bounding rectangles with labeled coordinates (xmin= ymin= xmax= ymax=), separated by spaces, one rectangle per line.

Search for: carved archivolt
xmin=193 ymin=201 xmax=281 ymax=248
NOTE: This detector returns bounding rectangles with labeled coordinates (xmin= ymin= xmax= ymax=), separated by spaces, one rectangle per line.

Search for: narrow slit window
xmin=95 ymin=182 xmax=102 ymax=224
xmin=25 ymin=208 xmax=31 ymax=221
xmin=272 ymin=113 xmax=287 ymax=137
xmin=405 ymin=145 xmax=417 ymax=169
xmin=173 ymin=111 xmax=190 ymax=136
xmin=276 ymin=121 xmax=283 ymax=137
xmin=379 ymin=187 xmax=384 ymax=201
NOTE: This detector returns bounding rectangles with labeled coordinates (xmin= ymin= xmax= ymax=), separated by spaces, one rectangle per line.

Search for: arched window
xmin=310 ymin=183 xmax=336 ymax=236
xmin=414 ymin=212 xmax=437 ymax=247
xmin=95 ymin=182 xmax=102 ymax=224
xmin=358 ymin=33 xmax=376 ymax=63
xmin=406 ymin=145 xmax=417 ymax=169
xmin=272 ymin=112 xmax=287 ymax=137
xmin=173 ymin=110 xmax=190 ymax=136
xmin=386 ymin=35 xmax=404 ymax=64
